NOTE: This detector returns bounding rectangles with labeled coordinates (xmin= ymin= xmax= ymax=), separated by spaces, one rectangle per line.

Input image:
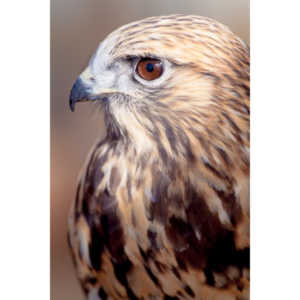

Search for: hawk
xmin=68 ymin=15 xmax=250 ymax=300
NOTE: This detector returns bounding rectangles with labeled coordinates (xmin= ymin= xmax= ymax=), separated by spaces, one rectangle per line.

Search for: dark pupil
xmin=146 ymin=63 xmax=154 ymax=72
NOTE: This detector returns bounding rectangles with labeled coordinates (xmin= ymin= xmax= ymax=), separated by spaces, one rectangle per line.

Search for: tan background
xmin=51 ymin=1 xmax=249 ymax=299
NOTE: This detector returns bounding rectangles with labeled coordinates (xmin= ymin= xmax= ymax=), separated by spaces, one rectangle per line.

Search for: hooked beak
xmin=69 ymin=77 xmax=94 ymax=112
xmin=69 ymin=74 xmax=118 ymax=112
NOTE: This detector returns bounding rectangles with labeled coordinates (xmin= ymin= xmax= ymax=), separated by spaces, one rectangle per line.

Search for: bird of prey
xmin=68 ymin=15 xmax=250 ymax=300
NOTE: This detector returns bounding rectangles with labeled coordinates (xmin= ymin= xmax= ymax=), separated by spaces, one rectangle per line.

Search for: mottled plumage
xmin=68 ymin=15 xmax=250 ymax=300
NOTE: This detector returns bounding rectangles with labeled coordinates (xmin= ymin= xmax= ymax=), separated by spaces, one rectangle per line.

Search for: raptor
xmin=68 ymin=15 xmax=250 ymax=300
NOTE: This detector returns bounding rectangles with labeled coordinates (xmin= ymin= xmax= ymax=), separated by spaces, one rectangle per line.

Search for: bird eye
xmin=136 ymin=58 xmax=163 ymax=81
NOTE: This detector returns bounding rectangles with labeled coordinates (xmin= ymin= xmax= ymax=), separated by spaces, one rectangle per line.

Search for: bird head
xmin=70 ymin=15 xmax=249 ymax=156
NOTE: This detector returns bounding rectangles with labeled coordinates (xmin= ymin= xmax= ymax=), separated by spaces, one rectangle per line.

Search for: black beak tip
xmin=69 ymin=97 xmax=75 ymax=112
xmin=69 ymin=81 xmax=79 ymax=112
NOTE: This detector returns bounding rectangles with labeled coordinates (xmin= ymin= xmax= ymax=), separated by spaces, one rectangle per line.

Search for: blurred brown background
xmin=51 ymin=1 xmax=249 ymax=299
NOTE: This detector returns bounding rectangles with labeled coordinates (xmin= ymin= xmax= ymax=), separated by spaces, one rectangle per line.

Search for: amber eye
xmin=136 ymin=58 xmax=163 ymax=81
